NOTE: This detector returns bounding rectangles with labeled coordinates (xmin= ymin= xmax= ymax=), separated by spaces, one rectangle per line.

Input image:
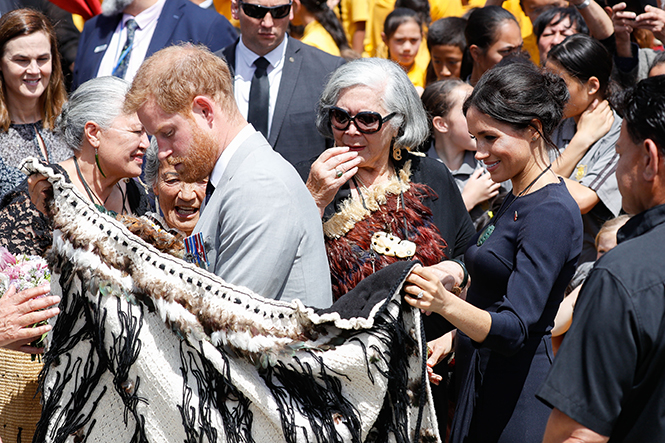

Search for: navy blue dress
xmin=450 ymin=179 xmax=583 ymax=443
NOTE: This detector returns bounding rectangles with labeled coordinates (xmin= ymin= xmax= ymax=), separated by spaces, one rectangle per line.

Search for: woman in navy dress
xmin=404 ymin=62 xmax=584 ymax=442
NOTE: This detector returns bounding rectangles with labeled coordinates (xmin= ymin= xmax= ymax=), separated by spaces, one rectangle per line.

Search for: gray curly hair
xmin=315 ymin=58 xmax=429 ymax=151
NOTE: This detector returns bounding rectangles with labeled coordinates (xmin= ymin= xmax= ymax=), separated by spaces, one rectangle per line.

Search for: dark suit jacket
xmin=219 ymin=37 xmax=344 ymax=165
xmin=72 ymin=0 xmax=237 ymax=90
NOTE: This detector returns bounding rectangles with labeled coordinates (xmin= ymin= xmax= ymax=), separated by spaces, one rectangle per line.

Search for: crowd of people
xmin=0 ymin=0 xmax=664 ymax=441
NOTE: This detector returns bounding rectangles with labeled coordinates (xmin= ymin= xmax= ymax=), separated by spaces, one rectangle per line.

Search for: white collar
xmin=237 ymin=34 xmax=288 ymax=70
xmin=208 ymin=124 xmax=257 ymax=188
xmin=121 ymin=0 xmax=165 ymax=29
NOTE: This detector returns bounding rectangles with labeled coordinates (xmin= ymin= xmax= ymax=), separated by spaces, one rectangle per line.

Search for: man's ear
xmin=642 ymin=139 xmax=662 ymax=182
xmin=192 ymin=96 xmax=215 ymax=126
xmin=289 ymin=0 xmax=297 ymax=20
xmin=231 ymin=0 xmax=240 ymax=20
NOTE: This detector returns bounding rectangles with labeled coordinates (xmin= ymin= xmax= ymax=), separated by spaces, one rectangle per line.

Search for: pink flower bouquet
xmin=0 ymin=246 xmax=51 ymax=349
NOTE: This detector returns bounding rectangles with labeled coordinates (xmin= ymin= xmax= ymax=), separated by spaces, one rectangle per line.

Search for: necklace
xmin=476 ymin=164 xmax=553 ymax=247
xmin=352 ymin=173 xmax=416 ymax=263
xmin=73 ymin=156 xmax=127 ymax=217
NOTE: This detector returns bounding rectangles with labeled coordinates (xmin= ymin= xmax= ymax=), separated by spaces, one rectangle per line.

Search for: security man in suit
xmin=218 ymin=0 xmax=344 ymax=165
xmin=72 ymin=0 xmax=236 ymax=89
xmin=126 ymin=44 xmax=332 ymax=308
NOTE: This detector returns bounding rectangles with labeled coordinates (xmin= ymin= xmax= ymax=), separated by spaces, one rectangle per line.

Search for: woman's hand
xmin=461 ymin=168 xmax=501 ymax=212
xmin=552 ymin=99 xmax=614 ymax=177
xmin=425 ymin=260 xmax=470 ymax=300
xmin=0 ymin=284 xmax=60 ymax=354
xmin=404 ymin=265 xmax=452 ymax=316
xmin=404 ymin=265 xmax=492 ymax=343
xmin=425 ymin=331 xmax=456 ymax=385
xmin=575 ymin=99 xmax=614 ymax=148
xmin=27 ymin=173 xmax=52 ymax=215
xmin=306 ymin=147 xmax=362 ymax=216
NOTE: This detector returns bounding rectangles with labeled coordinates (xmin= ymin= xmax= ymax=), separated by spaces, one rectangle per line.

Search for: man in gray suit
xmin=125 ymin=44 xmax=332 ymax=308
xmin=219 ymin=0 xmax=344 ymax=165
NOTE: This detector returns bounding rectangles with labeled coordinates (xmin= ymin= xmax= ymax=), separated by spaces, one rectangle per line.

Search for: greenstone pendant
xmin=477 ymin=224 xmax=495 ymax=247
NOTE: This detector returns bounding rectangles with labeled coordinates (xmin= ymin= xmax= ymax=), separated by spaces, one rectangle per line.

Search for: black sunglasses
xmin=329 ymin=106 xmax=397 ymax=134
xmin=239 ymin=1 xmax=292 ymax=19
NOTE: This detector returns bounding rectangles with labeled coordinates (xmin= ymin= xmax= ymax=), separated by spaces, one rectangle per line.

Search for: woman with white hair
xmin=299 ymin=58 xmax=474 ymax=434
xmin=53 ymin=75 xmax=151 ymax=217
xmin=303 ymin=58 xmax=474 ymax=301
xmin=1 ymin=76 xmax=152 ymax=256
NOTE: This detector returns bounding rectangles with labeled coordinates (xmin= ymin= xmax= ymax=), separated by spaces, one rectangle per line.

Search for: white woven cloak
xmin=22 ymin=159 xmax=441 ymax=443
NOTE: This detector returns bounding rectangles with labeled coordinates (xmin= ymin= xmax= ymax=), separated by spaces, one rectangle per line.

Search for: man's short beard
xmin=102 ymin=0 xmax=136 ymax=16
xmin=167 ymin=121 xmax=218 ymax=183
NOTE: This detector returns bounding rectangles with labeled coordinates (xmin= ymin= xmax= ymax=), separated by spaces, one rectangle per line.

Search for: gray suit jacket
xmin=193 ymin=130 xmax=332 ymax=308
xmin=219 ymin=37 xmax=344 ymax=165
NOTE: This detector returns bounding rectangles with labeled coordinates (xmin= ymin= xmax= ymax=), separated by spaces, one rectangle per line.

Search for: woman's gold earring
xmin=392 ymin=144 xmax=402 ymax=161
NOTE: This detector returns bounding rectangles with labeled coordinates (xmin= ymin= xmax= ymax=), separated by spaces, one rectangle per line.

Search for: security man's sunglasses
xmin=239 ymin=1 xmax=292 ymax=19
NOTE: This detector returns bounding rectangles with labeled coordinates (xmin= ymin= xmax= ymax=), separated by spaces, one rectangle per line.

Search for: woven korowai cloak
xmin=23 ymin=159 xmax=441 ymax=443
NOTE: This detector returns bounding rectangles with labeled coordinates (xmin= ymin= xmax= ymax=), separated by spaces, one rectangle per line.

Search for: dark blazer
xmin=72 ymin=0 xmax=237 ymax=90
xmin=219 ymin=37 xmax=344 ymax=165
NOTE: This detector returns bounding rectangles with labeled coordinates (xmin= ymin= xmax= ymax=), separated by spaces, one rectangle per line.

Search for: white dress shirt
xmin=208 ymin=123 xmax=256 ymax=189
xmin=97 ymin=0 xmax=166 ymax=82
xmin=233 ymin=36 xmax=288 ymax=138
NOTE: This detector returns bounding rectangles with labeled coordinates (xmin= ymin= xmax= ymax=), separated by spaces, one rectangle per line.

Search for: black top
xmin=450 ymin=179 xmax=583 ymax=443
xmin=538 ymin=203 xmax=665 ymax=442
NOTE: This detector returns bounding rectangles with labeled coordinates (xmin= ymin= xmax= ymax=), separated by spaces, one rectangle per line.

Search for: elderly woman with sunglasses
xmin=300 ymin=58 xmax=474 ymax=430
xmin=303 ymin=58 xmax=474 ymax=300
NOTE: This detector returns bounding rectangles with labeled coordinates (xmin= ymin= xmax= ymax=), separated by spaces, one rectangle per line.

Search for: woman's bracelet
xmin=449 ymin=259 xmax=469 ymax=290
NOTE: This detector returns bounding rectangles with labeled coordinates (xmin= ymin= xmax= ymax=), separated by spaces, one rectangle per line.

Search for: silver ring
xmin=415 ymin=291 xmax=424 ymax=299
xmin=335 ymin=168 xmax=343 ymax=178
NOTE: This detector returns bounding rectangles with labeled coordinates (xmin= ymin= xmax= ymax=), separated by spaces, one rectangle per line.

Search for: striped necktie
xmin=113 ymin=19 xmax=139 ymax=79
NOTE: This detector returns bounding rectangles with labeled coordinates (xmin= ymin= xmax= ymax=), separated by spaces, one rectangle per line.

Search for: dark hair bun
xmin=464 ymin=62 xmax=569 ymax=148
xmin=542 ymin=69 xmax=569 ymax=114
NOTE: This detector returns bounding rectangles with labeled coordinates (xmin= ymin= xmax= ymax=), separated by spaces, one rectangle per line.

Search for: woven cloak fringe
xmin=22 ymin=159 xmax=442 ymax=443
